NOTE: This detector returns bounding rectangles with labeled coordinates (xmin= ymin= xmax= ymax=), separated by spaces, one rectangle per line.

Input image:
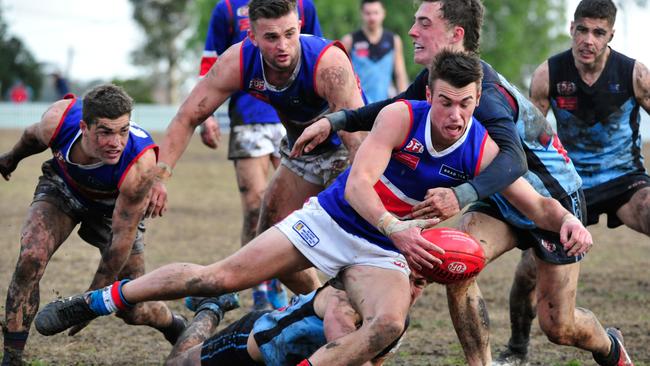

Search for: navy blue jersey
xmin=240 ymin=35 xmax=365 ymax=153
xmin=350 ymin=29 xmax=395 ymax=103
xmin=548 ymin=48 xmax=644 ymax=188
xmin=47 ymin=98 xmax=158 ymax=215
xmin=200 ymin=0 xmax=322 ymax=126
xmin=318 ymin=100 xmax=488 ymax=251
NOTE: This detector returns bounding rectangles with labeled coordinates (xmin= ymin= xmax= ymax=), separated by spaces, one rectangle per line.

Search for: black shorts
xmin=200 ymin=311 xmax=268 ymax=366
xmin=466 ymin=190 xmax=587 ymax=265
xmin=583 ymin=173 xmax=650 ymax=228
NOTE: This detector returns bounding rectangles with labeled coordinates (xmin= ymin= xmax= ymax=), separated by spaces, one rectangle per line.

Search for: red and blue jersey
xmin=318 ymin=100 xmax=489 ymax=251
xmin=241 ymin=34 xmax=364 ymax=153
xmin=47 ymin=97 xmax=158 ymax=215
xmin=200 ymin=0 xmax=322 ymax=127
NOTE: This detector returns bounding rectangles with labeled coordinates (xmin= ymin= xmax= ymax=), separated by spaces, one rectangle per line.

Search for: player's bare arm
xmin=500 ymin=178 xmax=593 ymax=256
xmin=88 ymin=149 xmax=157 ymax=290
xmin=529 ymin=61 xmax=551 ymax=116
xmin=345 ymin=102 xmax=442 ymax=270
xmin=0 ymin=99 xmax=71 ymax=180
xmin=633 ymin=60 xmax=650 ymax=113
xmin=315 ymin=45 xmax=366 ymax=161
xmin=322 ymin=287 xmax=360 ymax=342
xmin=146 ymin=43 xmax=242 ymax=217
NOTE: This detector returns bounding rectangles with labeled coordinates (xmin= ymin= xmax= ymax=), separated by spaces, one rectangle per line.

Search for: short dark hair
xmin=82 ymin=84 xmax=133 ymax=126
xmin=428 ymin=50 xmax=483 ymax=90
xmin=574 ymin=0 xmax=617 ymax=26
xmin=249 ymin=0 xmax=297 ymax=22
xmin=421 ymin=0 xmax=483 ymax=53
xmin=361 ymin=0 xmax=383 ymax=8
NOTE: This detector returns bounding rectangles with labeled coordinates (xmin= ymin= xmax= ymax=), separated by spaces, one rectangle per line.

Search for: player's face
xmin=361 ymin=2 xmax=385 ymax=31
xmin=408 ymin=2 xmax=455 ymax=66
xmin=250 ymin=12 xmax=301 ymax=73
xmin=80 ymin=114 xmax=130 ymax=165
xmin=409 ymin=273 xmax=429 ymax=306
xmin=570 ymin=17 xmax=614 ymax=67
xmin=427 ymin=79 xmax=480 ymax=150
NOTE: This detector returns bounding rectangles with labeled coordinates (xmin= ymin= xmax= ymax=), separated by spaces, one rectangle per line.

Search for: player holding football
xmin=35 ymin=51 xmax=591 ymax=366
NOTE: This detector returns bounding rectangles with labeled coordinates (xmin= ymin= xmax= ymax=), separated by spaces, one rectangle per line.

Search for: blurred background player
xmin=341 ymin=0 xmax=408 ymax=103
xmin=497 ymin=0 xmax=650 ymax=364
xmin=197 ymin=0 xmax=322 ymax=311
xmin=0 ymin=85 xmax=186 ymax=366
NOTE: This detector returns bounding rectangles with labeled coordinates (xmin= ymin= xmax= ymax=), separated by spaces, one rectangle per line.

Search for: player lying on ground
xmin=34 ymin=51 xmax=591 ymax=366
xmin=165 ymin=272 xmax=428 ymax=366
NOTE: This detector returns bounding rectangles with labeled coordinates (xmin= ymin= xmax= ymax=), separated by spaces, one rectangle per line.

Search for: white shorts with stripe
xmin=275 ymin=197 xmax=410 ymax=278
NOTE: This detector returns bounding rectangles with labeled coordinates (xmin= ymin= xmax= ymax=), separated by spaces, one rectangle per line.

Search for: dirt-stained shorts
xmin=228 ymin=123 xmax=286 ymax=160
xmin=279 ymin=137 xmax=349 ymax=187
xmin=276 ymin=197 xmax=410 ymax=278
xmin=31 ymin=161 xmax=145 ymax=254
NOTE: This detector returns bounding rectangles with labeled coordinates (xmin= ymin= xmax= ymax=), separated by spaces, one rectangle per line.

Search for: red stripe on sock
xmin=110 ymin=281 xmax=128 ymax=311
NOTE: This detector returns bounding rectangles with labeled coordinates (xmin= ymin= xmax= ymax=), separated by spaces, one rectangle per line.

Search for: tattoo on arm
xmin=319 ymin=66 xmax=350 ymax=110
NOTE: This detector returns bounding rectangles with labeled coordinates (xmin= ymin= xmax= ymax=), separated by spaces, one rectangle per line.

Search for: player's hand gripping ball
xmin=420 ymin=228 xmax=485 ymax=284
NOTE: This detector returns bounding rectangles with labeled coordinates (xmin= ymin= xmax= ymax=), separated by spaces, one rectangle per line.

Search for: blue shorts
xmin=466 ymin=190 xmax=587 ymax=265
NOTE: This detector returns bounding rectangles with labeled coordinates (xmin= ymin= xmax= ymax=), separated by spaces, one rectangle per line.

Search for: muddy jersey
xmin=241 ymin=34 xmax=364 ymax=153
xmin=47 ymin=97 xmax=158 ymax=215
xmin=548 ymin=48 xmax=643 ymax=188
xmin=318 ymin=100 xmax=488 ymax=251
xmin=350 ymin=29 xmax=395 ymax=103
xmin=200 ymin=0 xmax=322 ymax=127
xmin=478 ymin=63 xmax=583 ymax=200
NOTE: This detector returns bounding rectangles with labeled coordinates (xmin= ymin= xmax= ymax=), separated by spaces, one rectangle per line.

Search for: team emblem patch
xmin=249 ymin=78 xmax=265 ymax=91
xmin=556 ymin=81 xmax=577 ymax=96
xmin=439 ymin=164 xmax=469 ymax=181
xmin=404 ymin=138 xmax=424 ymax=154
xmin=292 ymin=220 xmax=320 ymax=247
xmin=236 ymin=5 xmax=249 ymax=17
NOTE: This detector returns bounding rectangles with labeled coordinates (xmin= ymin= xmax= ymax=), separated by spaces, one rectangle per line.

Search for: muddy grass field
xmin=0 ymin=129 xmax=648 ymax=365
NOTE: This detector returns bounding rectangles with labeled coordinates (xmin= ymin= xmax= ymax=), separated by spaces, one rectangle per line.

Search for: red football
xmin=419 ymin=228 xmax=486 ymax=284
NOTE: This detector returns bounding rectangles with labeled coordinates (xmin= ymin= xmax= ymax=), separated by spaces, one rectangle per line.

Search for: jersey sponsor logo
xmin=556 ymin=96 xmax=578 ymax=111
xmin=54 ymin=150 xmax=65 ymax=162
xmin=439 ymin=164 xmax=469 ymax=181
xmin=236 ymin=5 xmax=249 ymax=17
xmin=404 ymin=138 xmax=424 ymax=154
xmin=353 ymin=41 xmax=369 ymax=58
xmin=447 ymin=262 xmax=467 ymax=274
xmin=392 ymin=151 xmax=420 ymax=170
xmin=249 ymin=78 xmax=266 ymax=91
xmin=393 ymin=260 xmax=407 ymax=269
xmin=540 ymin=239 xmax=556 ymax=253
xmin=292 ymin=220 xmax=320 ymax=247
xmin=556 ymin=81 xmax=577 ymax=96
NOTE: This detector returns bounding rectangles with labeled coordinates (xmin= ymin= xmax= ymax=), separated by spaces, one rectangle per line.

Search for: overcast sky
xmin=3 ymin=0 xmax=649 ymax=82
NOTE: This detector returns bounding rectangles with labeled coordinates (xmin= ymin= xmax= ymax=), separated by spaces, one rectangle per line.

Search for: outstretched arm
xmin=0 ymin=99 xmax=71 ymax=180
xmin=146 ymin=43 xmax=242 ymax=216
xmin=633 ymin=60 xmax=650 ymax=114
xmin=88 ymin=149 xmax=157 ymax=290
xmin=501 ymin=179 xmax=593 ymax=256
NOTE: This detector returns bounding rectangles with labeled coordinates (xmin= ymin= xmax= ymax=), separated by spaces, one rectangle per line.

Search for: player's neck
xmin=575 ymin=47 xmax=610 ymax=87
xmin=362 ymin=26 xmax=383 ymax=43
xmin=70 ymin=137 xmax=101 ymax=165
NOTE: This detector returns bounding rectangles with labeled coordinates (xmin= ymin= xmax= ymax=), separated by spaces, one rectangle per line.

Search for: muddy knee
xmin=366 ymin=314 xmax=405 ymax=353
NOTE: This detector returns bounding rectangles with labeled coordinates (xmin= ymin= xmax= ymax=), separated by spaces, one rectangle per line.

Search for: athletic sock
xmin=160 ymin=313 xmax=187 ymax=345
xmin=2 ymin=331 xmax=28 ymax=366
xmin=593 ymin=333 xmax=620 ymax=366
xmin=296 ymin=360 xmax=313 ymax=366
xmin=88 ymin=279 xmax=134 ymax=315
